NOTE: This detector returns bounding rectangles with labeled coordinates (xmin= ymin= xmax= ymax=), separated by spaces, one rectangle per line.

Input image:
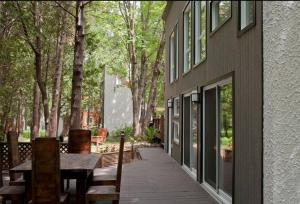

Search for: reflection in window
xmin=194 ymin=1 xmax=206 ymax=64
xmin=211 ymin=1 xmax=231 ymax=31
xmin=219 ymin=83 xmax=233 ymax=196
xmin=239 ymin=1 xmax=255 ymax=30
xmin=173 ymin=97 xmax=180 ymax=116
xmin=184 ymin=3 xmax=191 ymax=72
xmin=173 ymin=121 xmax=180 ymax=143
xmin=191 ymin=102 xmax=198 ymax=171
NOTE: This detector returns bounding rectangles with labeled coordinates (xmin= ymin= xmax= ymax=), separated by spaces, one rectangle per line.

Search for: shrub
xmin=221 ymin=136 xmax=232 ymax=148
xmin=144 ymin=127 xmax=158 ymax=143
xmin=21 ymin=130 xmax=31 ymax=139
xmin=91 ymin=127 xmax=98 ymax=136
xmin=111 ymin=125 xmax=133 ymax=138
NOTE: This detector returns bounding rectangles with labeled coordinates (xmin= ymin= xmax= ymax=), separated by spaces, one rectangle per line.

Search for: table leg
xmin=76 ymin=178 xmax=87 ymax=204
xmin=24 ymin=172 xmax=31 ymax=202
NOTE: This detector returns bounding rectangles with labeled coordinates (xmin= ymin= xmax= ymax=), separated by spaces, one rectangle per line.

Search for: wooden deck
xmin=2 ymin=148 xmax=217 ymax=203
xmin=119 ymin=148 xmax=217 ymax=204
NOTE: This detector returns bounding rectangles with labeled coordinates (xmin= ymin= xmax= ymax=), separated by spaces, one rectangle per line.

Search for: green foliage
xmin=110 ymin=125 xmax=134 ymax=138
xmin=21 ymin=129 xmax=31 ymax=139
xmin=91 ymin=127 xmax=98 ymax=136
xmin=144 ymin=127 xmax=158 ymax=143
xmin=221 ymin=136 xmax=232 ymax=149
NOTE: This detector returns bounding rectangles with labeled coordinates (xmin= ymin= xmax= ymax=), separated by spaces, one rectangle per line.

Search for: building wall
xmin=263 ymin=2 xmax=300 ymax=203
xmin=103 ymin=71 xmax=133 ymax=132
xmin=164 ymin=2 xmax=263 ymax=203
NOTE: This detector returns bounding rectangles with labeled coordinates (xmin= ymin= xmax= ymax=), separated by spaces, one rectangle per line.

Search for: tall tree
xmin=70 ymin=1 xmax=88 ymax=129
xmin=48 ymin=5 xmax=68 ymax=137
xmin=118 ymin=1 xmax=166 ymax=136
xmin=17 ymin=1 xmax=44 ymax=138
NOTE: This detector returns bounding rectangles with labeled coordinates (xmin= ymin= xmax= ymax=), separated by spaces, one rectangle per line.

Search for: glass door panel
xmin=191 ymin=102 xmax=198 ymax=172
xmin=168 ymin=108 xmax=172 ymax=155
xmin=204 ymin=88 xmax=217 ymax=189
xmin=219 ymin=83 xmax=233 ymax=196
xmin=183 ymin=96 xmax=191 ymax=168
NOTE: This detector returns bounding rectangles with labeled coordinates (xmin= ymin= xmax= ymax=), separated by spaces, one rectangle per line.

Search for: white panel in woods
xmin=103 ymin=71 xmax=133 ymax=132
xmin=263 ymin=2 xmax=300 ymax=204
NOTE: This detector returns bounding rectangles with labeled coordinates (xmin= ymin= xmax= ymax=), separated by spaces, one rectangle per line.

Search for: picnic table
xmin=10 ymin=153 xmax=101 ymax=204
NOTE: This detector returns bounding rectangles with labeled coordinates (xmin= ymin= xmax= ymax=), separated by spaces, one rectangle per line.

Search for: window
xmin=184 ymin=3 xmax=191 ymax=73
xmin=183 ymin=94 xmax=198 ymax=177
xmin=211 ymin=1 xmax=231 ymax=32
xmin=173 ymin=97 xmax=180 ymax=144
xmin=173 ymin=97 xmax=180 ymax=116
xmin=173 ymin=121 xmax=180 ymax=143
xmin=239 ymin=1 xmax=255 ymax=30
xmin=169 ymin=24 xmax=179 ymax=83
xmin=194 ymin=1 xmax=206 ymax=65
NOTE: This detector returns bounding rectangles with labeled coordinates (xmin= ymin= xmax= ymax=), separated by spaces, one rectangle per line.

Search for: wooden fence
xmin=0 ymin=142 xmax=68 ymax=170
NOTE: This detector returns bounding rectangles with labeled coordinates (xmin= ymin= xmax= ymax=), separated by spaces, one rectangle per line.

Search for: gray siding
xmin=164 ymin=2 xmax=262 ymax=204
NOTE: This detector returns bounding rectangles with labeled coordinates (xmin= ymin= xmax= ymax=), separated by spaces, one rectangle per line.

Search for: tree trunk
xmin=32 ymin=2 xmax=50 ymax=135
xmin=31 ymin=82 xmax=40 ymax=139
xmin=70 ymin=1 xmax=85 ymax=129
xmin=48 ymin=11 xmax=67 ymax=137
xmin=143 ymin=29 xmax=165 ymax=131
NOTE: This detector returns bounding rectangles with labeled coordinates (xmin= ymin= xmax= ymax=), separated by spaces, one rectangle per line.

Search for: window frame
xmin=210 ymin=1 xmax=232 ymax=35
xmin=237 ymin=1 xmax=256 ymax=36
xmin=202 ymin=76 xmax=234 ymax=203
xmin=183 ymin=2 xmax=192 ymax=74
xmin=169 ymin=23 xmax=179 ymax=84
xmin=173 ymin=97 xmax=180 ymax=117
xmin=169 ymin=30 xmax=175 ymax=83
xmin=173 ymin=120 xmax=180 ymax=144
xmin=193 ymin=1 xmax=207 ymax=66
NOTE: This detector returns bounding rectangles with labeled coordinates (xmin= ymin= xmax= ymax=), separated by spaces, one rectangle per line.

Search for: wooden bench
xmin=91 ymin=128 xmax=108 ymax=151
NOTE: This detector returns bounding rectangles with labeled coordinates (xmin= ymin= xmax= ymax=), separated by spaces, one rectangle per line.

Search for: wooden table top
xmin=10 ymin=153 xmax=101 ymax=173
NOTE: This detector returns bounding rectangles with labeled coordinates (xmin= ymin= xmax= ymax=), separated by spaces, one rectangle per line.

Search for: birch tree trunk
xmin=70 ymin=1 xmax=85 ymax=129
xmin=48 ymin=10 xmax=67 ymax=137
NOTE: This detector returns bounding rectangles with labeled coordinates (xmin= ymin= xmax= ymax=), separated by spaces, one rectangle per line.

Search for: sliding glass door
xmin=204 ymin=88 xmax=217 ymax=188
xmin=168 ymin=108 xmax=172 ymax=155
xmin=183 ymin=94 xmax=198 ymax=177
xmin=203 ymin=78 xmax=233 ymax=202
